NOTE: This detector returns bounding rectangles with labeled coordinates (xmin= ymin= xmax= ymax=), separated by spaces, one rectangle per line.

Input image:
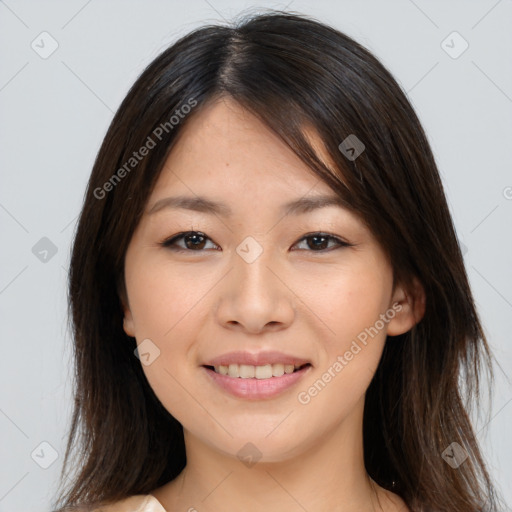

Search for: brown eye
xmin=306 ymin=235 xmax=329 ymax=250
xmin=183 ymin=233 xmax=207 ymax=250
xmin=162 ymin=231 xmax=218 ymax=251
xmin=293 ymin=233 xmax=351 ymax=252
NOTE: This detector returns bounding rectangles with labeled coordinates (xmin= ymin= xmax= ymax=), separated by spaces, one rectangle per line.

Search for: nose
xmin=214 ymin=248 xmax=296 ymax=334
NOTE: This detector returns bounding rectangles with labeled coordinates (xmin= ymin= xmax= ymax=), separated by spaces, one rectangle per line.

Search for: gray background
xmin=1 ymin=1 xmax=511 ymax=510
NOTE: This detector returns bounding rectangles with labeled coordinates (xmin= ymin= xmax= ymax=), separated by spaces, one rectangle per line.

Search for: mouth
xmin=201 ymin=363 xmax=312 ymax=400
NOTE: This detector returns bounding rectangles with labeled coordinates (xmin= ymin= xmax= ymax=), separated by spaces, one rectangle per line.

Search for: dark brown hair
xmin=53 ymin=10 xmax=500 ymax=512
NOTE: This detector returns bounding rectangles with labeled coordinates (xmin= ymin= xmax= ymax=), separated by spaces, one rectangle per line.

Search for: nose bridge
xmin=215 ymin=236 xmax=295 ymax=332
xmin=233 ymin=236 xmax=280 ymax=302
xmin=236 ymin=240 xmax=275 ymax=290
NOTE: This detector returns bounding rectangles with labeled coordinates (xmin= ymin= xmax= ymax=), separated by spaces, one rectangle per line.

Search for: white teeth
xmin=228 ymin=364 xmax=239 ymax=377
xmin=212 ymin=363 xmax=306 ymax=379
xmin=255 ymin=364 xmax=272 ymax=379
xmin=239 ymin=364 xmax=255 ymax=378
xmin=272 ymin=363 xmax=285 ymax=377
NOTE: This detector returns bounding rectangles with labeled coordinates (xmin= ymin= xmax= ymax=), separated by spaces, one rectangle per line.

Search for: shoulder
xmin=91 ymin=494 xmax=166 ymax=512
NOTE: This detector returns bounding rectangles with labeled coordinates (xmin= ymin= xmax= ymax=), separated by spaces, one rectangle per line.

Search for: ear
xmin=123 ymin=308 xmax=136 ymax=337
xmin=119 ymin=293 xmax=136 ymax=337
xmin=386 ymin=277 xmax=426 ymax=336
xmin=118 ymin=277 xmax=136 ymax=337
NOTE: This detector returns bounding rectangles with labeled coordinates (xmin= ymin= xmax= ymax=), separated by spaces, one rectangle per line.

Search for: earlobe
xmin=123 ymin=310 xmax=135 ymax=337
xmin=121 ymin=294 xmax=135 ymax=337
xmin=119 ymin=285 xmax=135 ymax=337
xmin=386 ymin=277 xmax=426 ymax=337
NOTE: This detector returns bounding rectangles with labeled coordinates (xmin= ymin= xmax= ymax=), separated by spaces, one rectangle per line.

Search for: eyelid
xmin=292 ymin=231 xmax=353 ymax=250
xmin=161 ymin=231 xmax=220 ymax=251
xmin=161 ymin=230 xmax=353 ymax=252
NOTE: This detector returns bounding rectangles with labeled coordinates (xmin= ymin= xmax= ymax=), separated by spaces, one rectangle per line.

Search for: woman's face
xmin=123 ymin=97 xmax=418 ymax=463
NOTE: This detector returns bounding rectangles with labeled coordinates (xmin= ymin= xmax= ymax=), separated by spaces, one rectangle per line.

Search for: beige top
xmin=93 ymin=494 xmax=166 ymax=512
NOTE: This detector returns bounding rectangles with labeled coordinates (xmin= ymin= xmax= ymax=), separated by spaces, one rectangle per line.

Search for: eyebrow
xmin=146 ymin=193 xmax=349 ymax=217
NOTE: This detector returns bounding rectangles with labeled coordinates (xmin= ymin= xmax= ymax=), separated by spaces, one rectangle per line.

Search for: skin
xmin=122 ymin=96 xmax=425 ymax=512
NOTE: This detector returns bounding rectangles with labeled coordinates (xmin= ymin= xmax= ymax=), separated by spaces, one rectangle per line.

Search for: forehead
xmin=150 ymin=96 xmax=339 ymax=199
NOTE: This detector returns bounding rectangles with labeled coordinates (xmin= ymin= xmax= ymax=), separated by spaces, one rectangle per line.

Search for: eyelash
xmin=160 ymin=231 xmax=353 ymax=253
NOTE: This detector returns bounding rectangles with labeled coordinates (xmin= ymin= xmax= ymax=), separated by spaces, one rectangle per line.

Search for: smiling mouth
xmin=203 ymin=363 xmax=311 ymax=379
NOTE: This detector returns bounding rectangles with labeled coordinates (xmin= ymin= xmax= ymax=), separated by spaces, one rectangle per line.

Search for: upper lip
xmin=203 ymin=350 xmax=311 ymax=367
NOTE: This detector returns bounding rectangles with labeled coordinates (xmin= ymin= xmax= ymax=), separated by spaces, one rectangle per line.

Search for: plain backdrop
xmin=1 ymin=1 xmax=511 ymax=510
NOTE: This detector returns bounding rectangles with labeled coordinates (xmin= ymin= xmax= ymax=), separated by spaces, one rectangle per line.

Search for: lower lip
xmin=202 ymin=365 xmax=312 ymax=400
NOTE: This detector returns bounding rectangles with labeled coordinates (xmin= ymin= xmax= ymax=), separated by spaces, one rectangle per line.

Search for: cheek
xmin=125 ymin=255 xmax=211 ymax=337
xmin=301 ymin=264 xmax=391 ymax=345
xmin=295 ymin=307 xmax=388 ymax=426
xmin=300 ymin=266 xmax=391 ymax=398
xmin=124 ymin=255 xmax=213 ymax=410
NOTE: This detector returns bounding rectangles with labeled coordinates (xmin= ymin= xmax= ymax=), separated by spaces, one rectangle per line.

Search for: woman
xmin=53 ymin=10 xmax=501 ymax=512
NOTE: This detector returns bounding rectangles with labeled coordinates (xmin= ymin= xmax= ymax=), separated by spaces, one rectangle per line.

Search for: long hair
xmin=53 ymin=10 xmax=500 ymax=512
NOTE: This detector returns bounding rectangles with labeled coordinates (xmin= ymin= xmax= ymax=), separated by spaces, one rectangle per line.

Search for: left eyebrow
xmin=146 ymin=193 xmax=349 ymax=218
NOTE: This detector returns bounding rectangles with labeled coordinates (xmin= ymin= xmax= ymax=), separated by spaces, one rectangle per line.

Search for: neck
xmin=152 ymin=398 xmax=402 ymax=512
